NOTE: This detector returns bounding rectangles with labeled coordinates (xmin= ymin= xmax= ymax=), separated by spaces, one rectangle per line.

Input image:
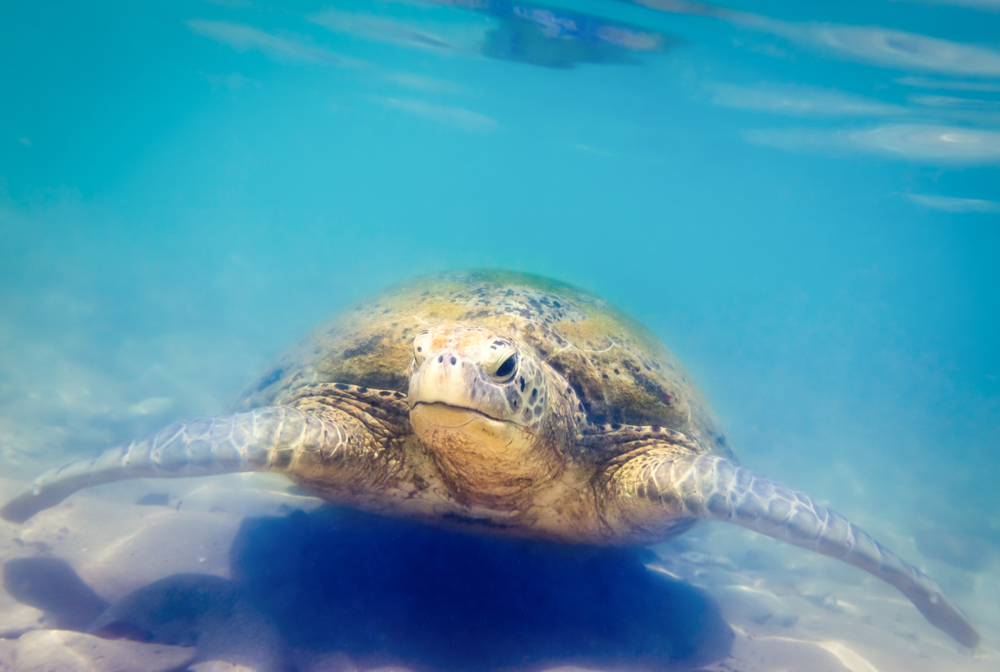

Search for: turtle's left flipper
xmin=1 ymin=406 xmax=343 ymax=524
xmin=608 ymin=452 xmax=980 ymax=648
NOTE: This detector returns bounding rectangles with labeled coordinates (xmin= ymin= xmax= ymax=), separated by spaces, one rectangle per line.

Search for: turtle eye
xmin=485 ymin=343 xmax=518 ymax=382
xmin=492 ymin=354 xmax=517 ymax=382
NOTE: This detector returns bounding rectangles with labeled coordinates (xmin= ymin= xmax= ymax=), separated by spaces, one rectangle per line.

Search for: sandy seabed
xmin=0 ymin=467 xmax=997 ymax=672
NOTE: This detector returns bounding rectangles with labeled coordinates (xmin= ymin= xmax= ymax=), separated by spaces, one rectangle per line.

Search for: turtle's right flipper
xmin=609 ymin=453 xmax=980 ymax=648
xmin=0 ymin=407 xmax=334 ymax=524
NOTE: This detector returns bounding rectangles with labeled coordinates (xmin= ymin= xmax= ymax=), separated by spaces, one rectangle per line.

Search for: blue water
xmin=1 ymin=0 xmax=998 ymax=667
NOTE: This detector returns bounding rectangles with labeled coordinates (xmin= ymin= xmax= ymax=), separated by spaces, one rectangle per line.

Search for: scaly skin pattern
xmin=0 ymin=270 xmax=980 ymax=648
xmin=602 ymin=453 xmax=980 ymax=648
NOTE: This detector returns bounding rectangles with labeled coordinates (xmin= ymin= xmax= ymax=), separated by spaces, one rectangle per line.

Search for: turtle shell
xmin=235 ymin=270 xmax=732 ymax=458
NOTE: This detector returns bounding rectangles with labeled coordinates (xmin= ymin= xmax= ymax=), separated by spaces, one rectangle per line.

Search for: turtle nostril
xmin=438 ymin=356 xmax=443 ymax=363
xmin=450 ymin=356 xmax=457 ymax=365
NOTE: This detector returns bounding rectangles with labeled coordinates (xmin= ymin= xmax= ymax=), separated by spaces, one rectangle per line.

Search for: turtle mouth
xmin=410 ymin=402 xmax=511 ymax=428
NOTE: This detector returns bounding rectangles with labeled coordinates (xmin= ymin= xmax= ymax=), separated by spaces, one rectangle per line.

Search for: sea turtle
xmin=0 ymin=270 xmax=979 ymax=648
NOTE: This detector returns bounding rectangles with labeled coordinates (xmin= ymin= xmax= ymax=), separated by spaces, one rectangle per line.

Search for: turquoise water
xmin=1 ymin=0 xmax=999 ymax=668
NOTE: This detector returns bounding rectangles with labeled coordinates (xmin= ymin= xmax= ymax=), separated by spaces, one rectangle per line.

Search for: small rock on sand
xmin=188 ymin=662 xmax=259 ymax=672
xmin=0 ymin=603 xmax=42 ymax=640
xmin=1 ymin=638 xmax=18 ymax=671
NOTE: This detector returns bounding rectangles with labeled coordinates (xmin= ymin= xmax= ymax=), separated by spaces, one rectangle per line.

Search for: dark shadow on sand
xmin=228 ymin=508 xmax=733 ymax=670
xmin=3 ymin=556 xmax=109 ymax=631
xmin=4 ymin=507 xmax=733 ymax=670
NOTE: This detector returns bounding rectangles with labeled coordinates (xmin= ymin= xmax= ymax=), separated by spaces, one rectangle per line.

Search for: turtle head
xmin=407 ymin=324 xmax=562 ymax=507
